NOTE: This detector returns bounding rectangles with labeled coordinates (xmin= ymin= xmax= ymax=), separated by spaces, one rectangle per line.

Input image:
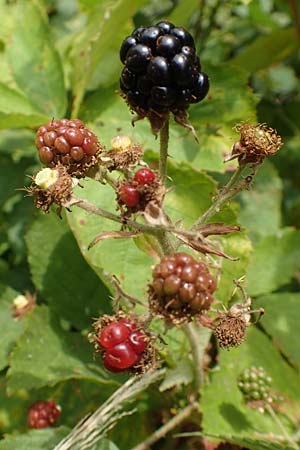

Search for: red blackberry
xmin=149 ymin=252 xmax=216 ymax=323
xmin=117 ymin=168 xmax=164 ymax=215
xmin=36 ymin=118 xmax=104 ymax=177
xmin=118 ymin=183 xmax=141 ymax=207
xmin=133 ymin=168 xmax=156 ymax=185
xmin=91 ymin=316 xmax=156 ymax=373
xmin=119 ymin=21 xmax=209 ymax=135
xmin=27 ymin=401 xmax=61 ymax=429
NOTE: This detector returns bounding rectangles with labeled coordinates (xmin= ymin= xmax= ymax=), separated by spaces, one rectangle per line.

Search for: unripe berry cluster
xmin=118 ymin=167 xmax=162 ymax=212
xmin=27 ymin=401 xmax=61 ymax=429
xmin=238 ymin=367 xmax=272 ymax=401
xmin=35 ymin=118 xmax=103 ymax=177
xmin=98 ymin=319 xmax=148 ymax=372
xmin=119 ymin=21 xmax=209 ymax=133
xmin=149 ymin=252 xmax=216 ymax=322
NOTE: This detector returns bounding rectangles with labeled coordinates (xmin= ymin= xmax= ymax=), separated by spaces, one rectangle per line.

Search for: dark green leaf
xmin=231 ymin=28 xmax=298 ymax=73
xmin=254 ymin=292 xmax=300 ymax=369
xmin=6 ymin=1 xmax=67 ymax=118
xmin=247 ymin=228 xmax=300 ymax=296
xmin=0 ymin=427 xmax=69 ymax=450
xmin=0 ymin=284 xmax=23 ymax=370
xmin=7 ymin=306 xmax=114 ymax=393
xmin=26 ymin=212 xmax=111 ymax=329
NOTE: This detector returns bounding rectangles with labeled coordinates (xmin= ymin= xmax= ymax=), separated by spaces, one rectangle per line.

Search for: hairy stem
xmin=183 ymin=323 xmax=205 ymax=389
xmin=193 ymin=165 xmax=246 ymax=228
xmin=265 ymin=404 xmax=299 ymax=450
xmin=159 ymin=119 xmax=170 ymax=179
xmin=130 ymin=402 xmax=198 ymax=450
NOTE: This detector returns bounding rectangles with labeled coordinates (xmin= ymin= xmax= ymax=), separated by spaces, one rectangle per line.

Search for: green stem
xmin=265 ymin=404 xmax=299 ymax=450
xmin=130 ymin=403 xmax=198 ymax=450
xmin=193 ymin=165 xmax=246 ymax=228
xmin=183 ymin=323 xmax=205 ymax=390
xmin=159 ymin=119 xmax=170 ymax=179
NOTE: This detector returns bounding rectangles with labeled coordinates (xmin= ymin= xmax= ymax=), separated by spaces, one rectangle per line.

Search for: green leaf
xmin=0 ymin=285 xmax=23 ymax=370
xmin=7 ymin=306 xmax=113 ymax=394
xmin=238 ymin=160 xmax=283 ymax=241
xmin=0 ymin=82 xmax=49 ymax=129
xmin=69 ymin=0 xmax=147 ymax=115
xmin=26 ymin=212 xmax=111 ymax=329
xmin=201 ymin=327 xmax=300 ymax=439
xmin=159 ymin=358 xmax=194 ymax=392
xmin=67 ymin=179 xmax=153 ymax=301
xmin=231 ymin=28 xmax=298 ymax=73
xmin=247 ymin=228 xmax=300 ymax=296
xmin=205 ymin=435 xmax=296 ymax=450
xmin=254 ymin=293 xmax=300 ymax=369
xmin=0 ymin=427 xmax=69 ymax=450
xmin=6 ymin=1 xmax=67 ymax=118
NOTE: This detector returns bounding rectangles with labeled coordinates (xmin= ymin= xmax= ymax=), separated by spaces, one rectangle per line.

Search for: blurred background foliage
xmin=0 ymin=0 xmax=300 ymax=449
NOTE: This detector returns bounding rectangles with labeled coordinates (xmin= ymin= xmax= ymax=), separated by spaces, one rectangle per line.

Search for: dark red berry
xmin=171 ymin=27 xmax=195 ymax=48
xmin=133 ymin=168 xmax=156 ymax=185
xmin=120 ymin=36 xmax=137 ymax=64
xmin=149 ymin=252 xmax=217 ymax=319
xmin=118 ymin=319 xmax=137 ymax=332
xmin=27 ymin=401 xmax=61 ymax=429
xmin=99 ymin=322 xmax=130 ymax=349
xmin=155 ymin=21 xmax=175 ymax=34
xmin=119 ymin=184 xmax=140 ymax=207
xmin=157 ymin=35 xmax=181 ymax=57
xmin=139 ymin=26 xmax=161 ymax=50
xmin=127 ymin=330 xmax=147 ymax=354
xmin=147 ymin=56 xmax=170 ymax=84
xmin=126 ymin=44 xmax=152 ymax=73
xmin=105 ymin=342 xmax=138 ymax=369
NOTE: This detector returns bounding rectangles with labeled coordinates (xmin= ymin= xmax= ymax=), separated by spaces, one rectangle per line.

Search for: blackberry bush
xmin=119 ymin=21 xmax=209 ymax=134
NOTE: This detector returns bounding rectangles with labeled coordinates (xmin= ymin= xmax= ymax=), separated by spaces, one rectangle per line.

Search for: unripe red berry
xmin=127 ymin=330 xmax=147 ymax=354
xmin=133 ymin=168 xmax=156 ymax=185
xmin=99 ymin=322 xmax=130 ymax=348
xmin=119 ymin=184 xmax=140 ymax=207
xmin=27 ymin=401 xmax=61 ymax=429
xmin=105 ymin=342 xmax=138 ymax=369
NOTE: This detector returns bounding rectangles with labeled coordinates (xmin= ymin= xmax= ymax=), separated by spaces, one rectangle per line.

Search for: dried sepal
xmin=100 ymin=136 xmax=143 ymax=171
xmin=214 ymin=298 xmax=264 ymax=349
xmin=228 ymin=122 xmax=283 ymax=166
xmin=11 ymin=291 xmax=36 ymax=319
xmin=27 ymin=165 xmax=75 ymax=215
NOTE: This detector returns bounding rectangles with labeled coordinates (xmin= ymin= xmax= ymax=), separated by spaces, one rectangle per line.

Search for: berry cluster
xmin=119 ymin=21 xmax=209 ymax=133
xmin=36 ymin=118 xmax=103 ymax=177
xmin=98 ymin=319 xmax=148 ymax=372
xmin=238 ymin=367 xmax=272 ymax=401
xmin=118 ymin=167 xmax=161 ymax=211
xmin=27 ymin=401 xmax=61 ymax=429
xmin=149 ymin=252 xmax=216 ymax=322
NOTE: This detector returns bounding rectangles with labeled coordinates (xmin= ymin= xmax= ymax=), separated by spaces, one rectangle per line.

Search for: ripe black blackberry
xmin=149 ymin=252 xmax=216 ymax=324
xmin=119 ymin=21 xmax=209 ymax=135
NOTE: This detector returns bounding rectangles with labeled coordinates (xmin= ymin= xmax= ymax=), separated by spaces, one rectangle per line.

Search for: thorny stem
xmin=183 ymin=323 xmax=205 ymax=389
xmin=110 ymin=275 xmax=146 ymax=308
xmin=159 ymin=119 xmax=170 ymax=179
xmin=265 ymin=404 xmax=299 ymax=450
xmin=130 ymin=402 xmax=198 ymax=450
xmin=193 ymin=165 xmax=247 ymax=228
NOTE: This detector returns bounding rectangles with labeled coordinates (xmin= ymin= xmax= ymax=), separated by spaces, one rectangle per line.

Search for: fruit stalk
xmin=265 ymin=404 xmax=299 ymax=450
xmin=130 ymin=402 xmax=198 ymax=450
xmin=159 ymin=119 xmax=169 ymax=178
